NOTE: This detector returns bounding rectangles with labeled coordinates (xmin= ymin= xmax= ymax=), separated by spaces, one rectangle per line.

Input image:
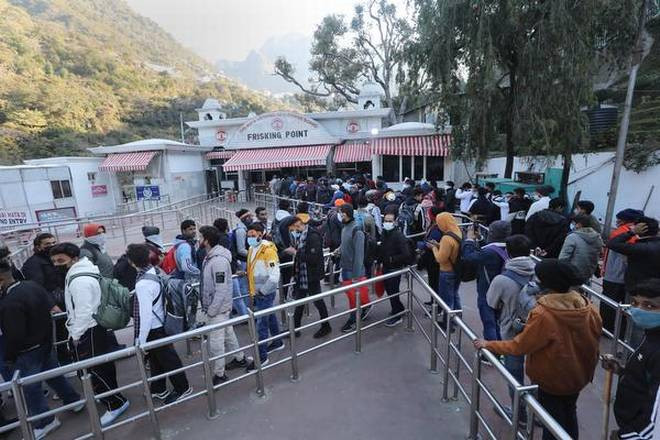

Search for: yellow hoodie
xmin=433 ymin=212 xmax=462 ymax=272
xmin=247 ymin=240 xmax=280 ymax=296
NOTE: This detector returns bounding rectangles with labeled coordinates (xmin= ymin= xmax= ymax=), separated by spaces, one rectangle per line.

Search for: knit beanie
xmin=488 ymin=221 xmax=512 ymax=243
xmin=83 ymin=223 xmax=103 ymax=238
xmin=535 ymin=259 xmax=580 ymax=293
xmin=616 ymin=209 xmax=644 ymax=223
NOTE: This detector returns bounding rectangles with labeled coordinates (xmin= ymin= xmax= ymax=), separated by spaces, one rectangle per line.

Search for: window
xmin=402 ymin=156 xmax=412 ymax=180
xmin=51 ymin=180 xmax=72 ymax=199
xmin=413 ymin=156 xmax=424 ymax=181
xmin=87 ymin=172 xmax=96 ymax=182
xmin=382 ymin=155 xmax=400 ymax=182
xmin=427 ymin=156 xmax=445 ymax=180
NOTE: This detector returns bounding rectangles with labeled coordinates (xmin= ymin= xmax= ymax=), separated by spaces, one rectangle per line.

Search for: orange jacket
xmin=432 ymin=213 xmax=462 ymax=272
xmin=484 ymin=291 xmax=602 ymax=395
xmin=602 ymin=223 xmax=637 ymax=273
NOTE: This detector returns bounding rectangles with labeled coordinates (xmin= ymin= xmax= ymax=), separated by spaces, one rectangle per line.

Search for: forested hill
xmin=0 ymin=0 xmax=285 ymax=163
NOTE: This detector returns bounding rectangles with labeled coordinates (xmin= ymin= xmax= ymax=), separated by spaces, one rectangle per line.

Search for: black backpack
xmin=352 ymin=227 xmax=377 ymax=266
xmin=445 ymin=231 xmax=476 ymax=282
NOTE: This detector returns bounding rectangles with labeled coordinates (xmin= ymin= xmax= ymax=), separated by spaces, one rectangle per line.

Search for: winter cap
xmin=235 ymin=209 xmax=250 ymax=219
xmin=334 ymin=199 xmax=346 ymax=207
xmin=142 ymin=226 xmax=160 ymax=238
xmin=616 ymin=209 xmax=644 ymax=222
xmin=281 ymin=216 xmax=302 ymax=230
xmin=83 ymin=223 xmax=104 ymax=238
xmin=535 ymin=259 xmax=581 ymax=293
xmin=488 ymin=221 xmax=512 ymax=243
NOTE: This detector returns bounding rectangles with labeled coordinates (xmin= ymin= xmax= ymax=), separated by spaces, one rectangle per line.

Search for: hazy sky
xmin=126 ymin=0 xmax=364 ymax=62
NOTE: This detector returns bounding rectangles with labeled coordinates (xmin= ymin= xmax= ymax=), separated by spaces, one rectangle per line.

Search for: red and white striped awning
xmin=99 ymin=151 xmax=158 ymax=172
xmin=370 ymin=134 xmax=451 ymax=156
xmin=222 ymin=145 xmax=332 ymax=172
xmin=205 ymin=150 xmax=236 ymax=160
xmin=333 ymin=143 xmax=372 ymax=163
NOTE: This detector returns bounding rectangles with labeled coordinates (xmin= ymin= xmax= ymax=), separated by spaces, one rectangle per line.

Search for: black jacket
xmin=22 ymin=251 xmax=60 ymax=293
xmin=113 ymin=254 xmax=137 ymax=290
xmin=377 ymin=228 xmax=411 ymax=272
xmin=607 ymin=232 xmax=660 ymax=289
xmin=614 ymin=327 xmax=660 ymax=437
xmin=0 ymin=281 xmax=54 ymax=363
xmin=524 ymin=209 xmax=570 ymax=258
xmin=294 ymin=228 xmax=325 ymax=284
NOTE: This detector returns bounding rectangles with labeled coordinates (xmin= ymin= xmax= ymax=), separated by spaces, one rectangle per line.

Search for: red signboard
xmin=91 ymin=185 xmax=108 ymax=197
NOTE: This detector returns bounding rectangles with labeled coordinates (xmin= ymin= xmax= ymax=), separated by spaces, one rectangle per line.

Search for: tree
xmin=411 ymin=0 xmax=642 ymax=196
xmin=274 ymin=0 xmax=415 ymax=122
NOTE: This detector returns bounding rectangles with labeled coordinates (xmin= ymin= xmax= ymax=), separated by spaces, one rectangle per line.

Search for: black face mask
xmin=54 ymin=264 xmax=69 ymax=276
xmin=39 ymin=246 xmax=53 ymax=256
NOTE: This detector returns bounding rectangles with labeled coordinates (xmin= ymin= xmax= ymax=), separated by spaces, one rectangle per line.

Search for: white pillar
xmin=371 ymin=154 xmax=381 ymax=177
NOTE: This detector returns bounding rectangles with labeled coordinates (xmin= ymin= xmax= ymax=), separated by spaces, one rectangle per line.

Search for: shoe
xmin=71 ymin=401 xmax=86 ymax=413
xmin=226 ymin=357 xmax=249 ymax=370
xmin=34 ymin=417 xmax=61 ymax=439
xmin=266 ymin=342 xmax=285 ymax=354
xmin=163 ymin=387 xmax=193 ymax=405
xmin=212 ymin=374 xmax=229 ymax=386
xmin=294 ymin=331 xmax=302 ymax=338
xmin=385 ymin=316 xmax=403 ymax=327
xmin=151 ymin=390 xmax=170 ymax=401
xmin=361 ymin=305 xmax=373 ymax=320
xmin=100 ymin=400 xmax=130 ymax=427
xmin=341 ymin=320 xmax=356 ymax=333
xmin=245 ymin=358 xmax=269 ymax=372
xmin=313 ymin=325 xmax=331 ymax=339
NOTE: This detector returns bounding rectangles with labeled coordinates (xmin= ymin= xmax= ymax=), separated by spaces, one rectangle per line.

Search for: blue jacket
xmin=462 ymin=240 xmax=508 ymax=296
xmin=173 ymin=235 xmax=200 ymax=280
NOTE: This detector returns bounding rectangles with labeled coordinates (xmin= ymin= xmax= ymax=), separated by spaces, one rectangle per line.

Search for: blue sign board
xmin=136 ymin=185 xmax=161 ymax=201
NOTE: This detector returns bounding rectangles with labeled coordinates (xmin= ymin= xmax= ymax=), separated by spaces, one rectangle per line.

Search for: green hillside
xmin=0 ymin=0 xmax=286 ymax=163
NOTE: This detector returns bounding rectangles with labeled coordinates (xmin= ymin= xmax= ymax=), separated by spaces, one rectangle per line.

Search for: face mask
xmin=243 ymin=217 xmax=253 ymax=226
xmin=55 ymin=264 xmax=69 ymax=276
xmin=337 ymin=213 xmax=343 ymax=223
xmin=291 ymin=231 xmax=301 ymax=240
xmin=386 ymin=193 xmax=396 ymax=202
xmin=383 ymin=222 xmax=395 ymax=231
xmin=87 ymin=233 xmax=106 ymax=248
xmin=629 ymin=307 xmax=660 ymax=329
xmin=247 ymin=237 xmax=260 ymax=248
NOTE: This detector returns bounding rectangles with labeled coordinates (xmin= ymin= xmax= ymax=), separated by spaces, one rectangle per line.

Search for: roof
xmin=359 ymin=82 xmax=384 ymax=97
xmin=24 ymin=156 xmax=104 ymax=165
xmin=87 ymin=138 xmax=212 ymax=154
xmin=196 ymin=98 xmax=224 ymax=112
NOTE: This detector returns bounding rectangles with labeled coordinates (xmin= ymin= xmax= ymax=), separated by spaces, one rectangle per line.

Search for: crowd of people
xmin=0 ymin=173 xmax=658 ymax=439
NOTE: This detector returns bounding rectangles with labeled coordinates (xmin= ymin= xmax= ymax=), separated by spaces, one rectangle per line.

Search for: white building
xmin=188 ymin=85 xmax=453 ymax=191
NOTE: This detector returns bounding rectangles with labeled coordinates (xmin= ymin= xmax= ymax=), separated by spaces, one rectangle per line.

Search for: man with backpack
xmin=80 ymin=224 xmax=113 ymax=277
xmin=525 ymin=198 xmax=570 ymax=258
xmin=114 ymin=226 xmax=164 ymax=291
xmin=166 ymin=220 xmax=200 ymax=281
xmin=462 ymin=220 xmax=512 ymax=341
xmin=475 ymin=260 xmax=601 ymax=439
xmin=486 ymin=234 xmax=536 ymax=423
xmin=399 ymin=187 xmax=427 ymax=237
xmin=126 ymin=244 xmax=191 ymax=404
xmin=49 ymin=243 xmax=130 ymax=427
xmin=558 ymin=214 xmax=604 ymax=285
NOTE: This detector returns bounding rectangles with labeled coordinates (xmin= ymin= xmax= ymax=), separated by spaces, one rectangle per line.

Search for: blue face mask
xmin=629 ymin=307 xmax=660 ymax=329
xmin=291 ymin=231 xmax=301 ymax=240
xmin=247 ymin=237 xmax=260 ymax=248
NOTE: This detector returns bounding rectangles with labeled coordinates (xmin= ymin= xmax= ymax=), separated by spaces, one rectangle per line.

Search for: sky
xmin=126 ymin=0 xmax=364 ymax=62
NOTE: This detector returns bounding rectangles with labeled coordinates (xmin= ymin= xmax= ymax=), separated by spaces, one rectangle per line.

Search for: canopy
xmin=205 ymin=150 xmax=236 ymax=160
xmin=99 ymin=151 xmax=158 ymax=172
xmin=222 ymin=145 xmax=332 ymax=172
xmin=370 ymin=134 xmax=451 ymax=156
xmin=333 ymin=143 xmax=372 ymax=163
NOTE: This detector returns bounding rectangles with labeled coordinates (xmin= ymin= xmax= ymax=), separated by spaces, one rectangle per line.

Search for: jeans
xmin=237 ymin=260 xmax=249 ymax=303
xmin=11 ymin=344 xmax=80 ymax=429
xmin=253 ymin=292 xmax=281 ymax=362
xmin=232 ymin=278 xmax=249 ymax=316
xmin=207 ymin=311 xmax=244 ymax=376
xmin=146 ymin=328 xmax=189 ymax=395
xmin=384 ymin=275 xmax=404 ymax=316
xmin=504 ymin=354 xmax=526 ymax=421
xmin=438 ymin=271 xmax=461 ymax=310
xmin=477 ymin=290 xmax=500 ymax=341
xmin=537 ymin=389 xmax=580 ymax=439
xmin=0 ymin=336 xmax=13 ymax=381
xmin=293 ymin=280 xmax=329 ymax=329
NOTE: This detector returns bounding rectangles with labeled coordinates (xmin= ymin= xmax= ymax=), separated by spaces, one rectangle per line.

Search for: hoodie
xmin=524 ymin=209 xmax=569 ymax=258
xmin=64 ymin=257 xmax=101 ymax=341
xmin=558 ymin=227 xmax=604 ymax=283
xmin=201 ymin=245 xmax=233 ymax=317
xmin=173 ymin=235 xmax=200 ymax=280
xmin=432 ymin=213 xmax=462 ymax=272
xmin=486 ymin=256 xmax=536 ymax=340
xmin=484 ymin=291 xmax=601 ymax=395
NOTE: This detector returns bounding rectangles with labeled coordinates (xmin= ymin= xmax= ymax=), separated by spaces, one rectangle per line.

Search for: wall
xmin=65 ymin=159 xmax=115 ymax=217
xmin=483 ymin=152 xmax=660 ymax=223
xmin=163 ymin=151 xmax=207 ymax=199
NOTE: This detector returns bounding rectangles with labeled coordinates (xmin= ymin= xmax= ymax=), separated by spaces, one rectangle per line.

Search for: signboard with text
xmin=136 ymin=185 xmax=161 ymax=201
xmin=91 ymin=185 xmax=108 ymax=198
xmin=35 ymin=207 xmax=77 ymax=224
xmin=0 ymin=211 xmax=28 ymax=226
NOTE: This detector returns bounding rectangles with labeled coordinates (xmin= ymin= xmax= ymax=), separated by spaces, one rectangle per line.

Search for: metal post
xmin=135 ymin=347 xmax=162 ymax=440
xmin=247 ymin=310 xmax=266 ymax=397
xmin=441 ymin=313 xmax=453 ymax=402
xmin=468 ymin=352 xmax=482 ymax=440
xmin=81 ymin=371 xmax=103 ymax=438
xmin=160 ymin=210 xmax=165 ymax=230
xmin=430 ymin=303 xmax=439 ymax=374
xmin=11 ymin=371 xmax=34 ymax=440
xmin=287 ymin=308 xmax=300 ymax=382
xmin=200 ymin=335 xmax=220 ymax=419
xmin=511 ymin=386 xmax=522 ymax=439
xmin=355 ymin=288 xmax=362 ymax=354
xmin=406 ymin=271 xmax=414 ymax=331
xmin=611 ymin=304 xmax=624 ymax=354
xmin=121 ymin=218 xmax=127 ymax=248
xmin=452 ymin=325 xmax=462 ymax=400
xmin=329 ymin=260 xmax=336 ymax=309
xmin=525 ymin=389 xmax=537 ymax=439
xmin=186 ymin=338 xmax=193 ymax=358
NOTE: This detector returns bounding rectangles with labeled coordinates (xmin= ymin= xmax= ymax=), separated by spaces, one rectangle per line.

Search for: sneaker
xmin=226 ymin=357 xmax=249 ymax=370
xmin=341 ymin=319 xmax=356 ymax=333
xmin=384 ymin=316 xmax=403 ymax=327
xmin=163 ymin=387 xmax=193 ymax=405
xmin=51 ymin=392 xmax=60 ymax=401
xmin=71 ymin=401 xmax=86 ymax=413
xmin=100 ymin=400 xmax=130 ymax=427
xmin=151 ymin=390 xmax=171 ymax=401
xmin=361 ymin=305 xmax=373 ymax=320
xmin=313 ymin=325 xmax=331 ymax=339
xmin=266 ymin=342 xmax=285 ymax=354
xmin=496 ymin=405 xmax=528 ymax=428
xmin=34 ymin=417 xmax=61 ymax=440
xmin=245 ymin=358 xmax=269 ymax=372
xmin=212 ymin=374 xmax=229 ymax=386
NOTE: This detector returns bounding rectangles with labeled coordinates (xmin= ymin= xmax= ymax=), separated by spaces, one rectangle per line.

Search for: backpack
xmin=141 ymin=272 xmax=200 ymax=336
xmin=501 ymin=270 xmax=540 ymax=334
xmin=352 ymin=227 xmax=377 ymax=266
xmin=160 ymin=243 xmax=181 ymax=274
xmin=68 ymin=273 xmax=133 ymax=330
xmin=398 ymin=202 xmax=418 ymax=236
xmin=445 ymin=231 xmax=477 ymax=282
xmin=231 ymin=227 xmax=247 ymax=261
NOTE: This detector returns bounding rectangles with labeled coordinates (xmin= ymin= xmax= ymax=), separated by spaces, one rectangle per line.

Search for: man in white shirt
xmin=126 ymin=244 xmax=191 ymax=405
xmin=456 ymin=182 xmax=475 ymax=214
xmin=50 ymin=243 xmax=129 ymax=427
xmin=525 ymin=185 xmax=553 ymax=220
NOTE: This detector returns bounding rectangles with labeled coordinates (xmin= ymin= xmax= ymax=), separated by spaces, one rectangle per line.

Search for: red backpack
xmin=160 ymin=244 xmax=180 ymax=274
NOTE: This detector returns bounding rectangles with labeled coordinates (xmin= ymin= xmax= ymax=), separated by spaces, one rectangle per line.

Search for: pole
xmin=603 ymin=0 xmax=649 ymax=237
xmin=180 ymin=112 xmax=185 ymax=144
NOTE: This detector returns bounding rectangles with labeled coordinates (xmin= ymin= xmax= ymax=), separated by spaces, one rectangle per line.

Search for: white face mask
xmin=87 ymin=233 xmax=106 ymax=249
xmin=337 ymin=213 xmax=344 ymax=223
xmin=383 ymin=222 xmax=395 ymax=231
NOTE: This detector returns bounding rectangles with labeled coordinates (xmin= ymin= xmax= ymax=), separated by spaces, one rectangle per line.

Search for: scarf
xmin=294 ymin=227 xmax=310 ymax=290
